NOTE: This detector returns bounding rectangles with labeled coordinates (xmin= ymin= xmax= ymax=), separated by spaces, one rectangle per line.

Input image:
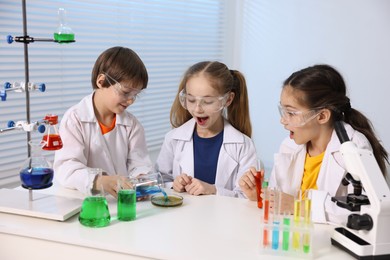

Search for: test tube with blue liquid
xmin=271 ymin=188 xmax=281 ymax=250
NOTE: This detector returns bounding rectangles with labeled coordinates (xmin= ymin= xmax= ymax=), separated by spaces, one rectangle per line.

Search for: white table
xmin=0 ymin=184 xmax=354 ymax=260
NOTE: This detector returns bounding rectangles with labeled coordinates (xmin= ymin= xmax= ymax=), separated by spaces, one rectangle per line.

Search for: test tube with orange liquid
xmin=262 ymin=180 xmax=269 ymax=247
xmin=255 ymin=171 xmax=263 ymax=208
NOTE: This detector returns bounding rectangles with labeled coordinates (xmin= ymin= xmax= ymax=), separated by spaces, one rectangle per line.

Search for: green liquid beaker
xmin=54 ymin=8 xmax=75 ymax=43
xmin=54 ymin=33 xmax=75 ymax=43
xmin=117 ymin=189 xmax=136 ymax=221
xmin=79 ymin=196 xmax=110 ymax=227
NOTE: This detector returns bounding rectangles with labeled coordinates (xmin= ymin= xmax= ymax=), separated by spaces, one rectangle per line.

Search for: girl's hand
xmin=173 ymin=173 xmax=193 ymax=192
xmin=185 ymin=178 xmax=216 ymax=195
xmin=239 ymin=167 xmax=260 ymax=201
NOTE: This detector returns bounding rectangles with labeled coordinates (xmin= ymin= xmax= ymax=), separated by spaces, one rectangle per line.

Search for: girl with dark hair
xmin=240 ymin=64 xmax=388 ymax=224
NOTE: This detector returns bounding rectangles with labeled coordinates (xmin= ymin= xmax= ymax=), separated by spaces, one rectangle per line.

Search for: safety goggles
xmin=278 ymin=105 xmax=323 ymax=127
xmin=103 ymin=72 xmax=141 ymax=100
xmin=179 ymin=89 xmax=229 ymax=113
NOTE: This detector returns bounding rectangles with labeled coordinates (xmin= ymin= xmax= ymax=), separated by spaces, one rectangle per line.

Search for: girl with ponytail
xmin=156 ymin=61 xmax=258 ymax=197
xmin=240 ymin=64 xmax=388 ymax=224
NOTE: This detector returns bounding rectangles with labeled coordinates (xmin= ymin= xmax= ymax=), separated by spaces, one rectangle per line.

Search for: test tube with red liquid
xmin=255 ymin=171 xmax=263 ymax=208
xmin=262 ymin=180 xmax=270 ymax=247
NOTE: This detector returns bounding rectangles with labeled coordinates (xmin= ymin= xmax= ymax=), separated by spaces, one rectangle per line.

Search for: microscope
xmin=330 ymin=121 xmax=390 ymax=259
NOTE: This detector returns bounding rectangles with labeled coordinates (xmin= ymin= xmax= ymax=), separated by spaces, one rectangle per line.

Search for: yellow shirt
xmin=301 ymin=151 xmax=324 ymax=199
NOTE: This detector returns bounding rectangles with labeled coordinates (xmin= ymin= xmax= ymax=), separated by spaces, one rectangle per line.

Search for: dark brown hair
xmin=284 ymin=64 xmax=388 ymax=175
xmin=91 ymin=46 xmax=148 ymax=90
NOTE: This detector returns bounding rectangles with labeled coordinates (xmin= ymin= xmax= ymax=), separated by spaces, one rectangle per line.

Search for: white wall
xmin=236 ymin=0 xmax=390 ymax=174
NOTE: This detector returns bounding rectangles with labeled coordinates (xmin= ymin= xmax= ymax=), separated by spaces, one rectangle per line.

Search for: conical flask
xmin=41 ymin=114 xmax=63 ymax=151
xmin=54 ymin=8 xmax=75 ymax=43
xmin=79 ymin=168 xmax=111 ymax=227
xmin=19 ymin=141 xmax=54 ymax=189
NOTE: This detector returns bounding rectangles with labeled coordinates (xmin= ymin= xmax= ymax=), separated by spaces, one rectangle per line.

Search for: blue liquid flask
xmin=131 ymin=172 xmax=166 ymax=199
xmin=19 ymin=141 xmax=53 ymax=189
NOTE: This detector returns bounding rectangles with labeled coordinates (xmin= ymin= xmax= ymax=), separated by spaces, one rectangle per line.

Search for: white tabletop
xmin=0 ymin=184 xmax=354 ymax=260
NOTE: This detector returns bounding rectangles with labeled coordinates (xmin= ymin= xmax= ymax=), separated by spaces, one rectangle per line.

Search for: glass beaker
xmin=54 ymin=8 xmax=75 ymax=43
xmin=131 ymin=172 xmax=165 ymax=198
xmin=41 ymin=114 xmax=63 ymax=151
xmin=79 ymin=168 xmax=111 ymax=228
xmin=117 ymin=178 xmax=136 ymax=221
xmin=19 ymin=141 xmax=53 ymax=189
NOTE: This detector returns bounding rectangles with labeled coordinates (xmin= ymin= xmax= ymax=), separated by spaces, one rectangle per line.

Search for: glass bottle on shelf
xmin=19 ymin=141 xmax=54 ymax=189
xmin=41 ymin=114 xmax=63 ymax=151
xmin=54 ymin=8 xmax=75 ymax=43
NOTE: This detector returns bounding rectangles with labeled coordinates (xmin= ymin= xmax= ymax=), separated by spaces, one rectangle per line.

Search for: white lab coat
xmin=270 ymin=122 xmax=372 ymax=225
xmin=155 ymin=118 xmax=258 ymax=198
xmin=54 ymin=93 xmax=152 ymax=194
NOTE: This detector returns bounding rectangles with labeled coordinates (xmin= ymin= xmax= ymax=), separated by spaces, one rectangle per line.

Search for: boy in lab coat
xmin=54 ymin=46 xmax=152 ymax=198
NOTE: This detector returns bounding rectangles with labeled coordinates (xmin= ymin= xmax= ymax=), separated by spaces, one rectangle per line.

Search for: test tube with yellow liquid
xmin=292 ymin=193 xmax=301 ymax=251
xmin=303 ymin=197 xmax=312 ymax=253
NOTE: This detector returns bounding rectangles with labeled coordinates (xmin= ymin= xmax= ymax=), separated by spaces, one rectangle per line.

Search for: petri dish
xmin=151 ymin=194 xmax=183 ymax=207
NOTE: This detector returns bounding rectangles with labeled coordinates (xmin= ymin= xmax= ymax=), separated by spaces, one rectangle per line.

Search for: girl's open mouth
xmin=196 ymin=116 xmax=209 ymax=126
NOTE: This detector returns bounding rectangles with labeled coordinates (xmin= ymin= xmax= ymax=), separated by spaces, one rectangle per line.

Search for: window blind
xmin=0 ymin=0 xmax=228 ymax=186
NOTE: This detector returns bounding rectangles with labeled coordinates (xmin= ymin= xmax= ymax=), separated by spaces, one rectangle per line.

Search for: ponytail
xmin=343 ymin=107 xmax=388 ymax=175
xmin=227 ymin=70 xmax=252 ymax=137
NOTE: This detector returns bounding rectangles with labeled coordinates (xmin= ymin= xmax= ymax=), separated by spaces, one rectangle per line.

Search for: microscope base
xmin=331 ymin=227 xmax=390 ymax=260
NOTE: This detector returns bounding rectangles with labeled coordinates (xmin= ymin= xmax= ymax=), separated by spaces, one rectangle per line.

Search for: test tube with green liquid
xmin=303 ymin=198 xmax=312 ymax=253
xmin=282 ymin=213 xmax=290 ymax=251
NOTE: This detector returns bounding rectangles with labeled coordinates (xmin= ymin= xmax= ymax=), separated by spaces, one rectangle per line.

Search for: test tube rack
xmin=260 ymin=216 xmax=314 ymax=258
xmin=260 ymin=188 xmax=314 ymax=259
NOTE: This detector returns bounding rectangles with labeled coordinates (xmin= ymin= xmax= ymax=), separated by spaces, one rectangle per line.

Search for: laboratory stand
xmin=0 ymin=0 xmax=79 ymax=221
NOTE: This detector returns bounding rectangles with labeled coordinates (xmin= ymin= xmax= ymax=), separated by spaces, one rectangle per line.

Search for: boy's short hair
xmin=91 ymin=46 xmax=148 ymax=90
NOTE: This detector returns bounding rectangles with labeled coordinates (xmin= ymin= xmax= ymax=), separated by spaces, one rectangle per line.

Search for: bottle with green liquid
xmin=54 ymin=8 xmax=75 ymax=43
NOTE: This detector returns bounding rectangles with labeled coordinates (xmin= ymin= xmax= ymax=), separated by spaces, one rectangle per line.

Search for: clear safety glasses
xmin=179 ymin=89 xmax=229 ymax=113
xmin=103 ymin=72 xmax=141 ymax=100
xmin=278 ymin=105 xmax=323 ymax=127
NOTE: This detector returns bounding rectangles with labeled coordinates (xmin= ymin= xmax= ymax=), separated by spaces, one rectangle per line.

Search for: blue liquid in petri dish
xmin=19 ymin=167 xmax=54 ymax=189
